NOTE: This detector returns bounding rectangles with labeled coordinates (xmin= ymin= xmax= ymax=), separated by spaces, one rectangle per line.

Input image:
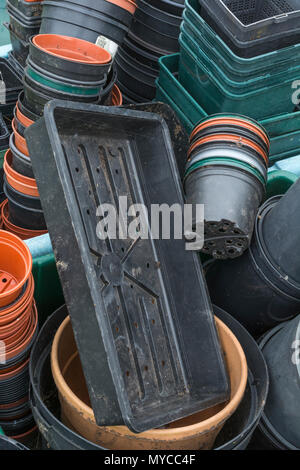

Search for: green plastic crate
xmin=185 ymin=0 xmax=300 ymax=76
xmin=157 ymin=54 xmax=300 ymax=163
xmin=0 ymin=426 xmax=4 ymax=436
xmin=181 ymin=15 xmax=300 ymax=89
xmin=178 ymin=34 xmax=296 ymax=120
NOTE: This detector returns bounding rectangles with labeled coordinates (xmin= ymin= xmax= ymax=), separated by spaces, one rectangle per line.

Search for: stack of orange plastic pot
xmin=0 ymin=230 xmax=38 ymax=445
xmin=1 ymin=99 xmax=47 ymax=240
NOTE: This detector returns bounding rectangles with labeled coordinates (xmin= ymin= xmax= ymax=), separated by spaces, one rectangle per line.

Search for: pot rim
xmin=2 ymin=200 xmax=47 ymax=239
xmin=32 ymin=34 xmax=112 ymax=65
xmin=11 ymin=120 xmax=29 ymax=156
xmin=51 ymin=315 xmax=247 ymax=439
xmin=4 ymin=150 xmax=39 ymax=198
xmin=16 ymin=103 xmax=34 ymax=128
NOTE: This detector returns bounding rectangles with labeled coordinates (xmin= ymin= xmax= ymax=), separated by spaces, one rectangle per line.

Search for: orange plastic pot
xmin=1 ymin=200 xmax=47 ymax=241
xmin=0 ymin=359 xmax=29 ymax=381
xmin=16 ymin=103 xmax=34 ymax=129
xmin=0 ymin=230 xmax=32 ymax=308
xmin=106 ymin=0 xmax=137 ymax=14
xmin=33 ymin=35 xmax=112 ymax=64
xmin=111 ymin=84 xmax=123 ymax=106
xmin=0 ymin=304 xmax=32 ymax=340
xmin=0 ymin=272 xmax=34 ymax=325
xmin=188 ymin=134 xmax=269 ymax=165
xmin=3 ymin=151 xmax=39 ymax=198
xmin=51 ymin=316 xmax=247 ymax=450
xmin=4 ymin=301 xmax=38 ymax=361
xmin=11 ymin=120 xmax=29 ymax=157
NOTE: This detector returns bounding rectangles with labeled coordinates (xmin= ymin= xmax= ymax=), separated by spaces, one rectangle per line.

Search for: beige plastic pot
xmin=51 ymin=315 xmax=247 ymax=450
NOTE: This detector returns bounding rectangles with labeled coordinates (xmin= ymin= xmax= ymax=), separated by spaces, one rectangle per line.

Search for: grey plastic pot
xmin=184 ymin=164 xmax=265 ymax=259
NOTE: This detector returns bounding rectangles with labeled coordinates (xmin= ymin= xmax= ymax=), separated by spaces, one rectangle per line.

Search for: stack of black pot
xmin=115 ymin=0 xmax=185 ymax=103
xmin=206 ymin=178 xmax=300 ymax=339
xmin=39 ymin=0 xmax=137 ymax=46
xmin=6 ymin=0 xmax=43 ymax=71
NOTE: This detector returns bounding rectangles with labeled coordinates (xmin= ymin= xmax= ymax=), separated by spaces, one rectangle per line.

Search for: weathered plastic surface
xmin=26 ymin=100 xmax=229 ymax=433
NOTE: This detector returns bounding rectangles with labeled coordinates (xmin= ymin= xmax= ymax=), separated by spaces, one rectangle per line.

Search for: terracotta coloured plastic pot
xmin=1 ymin=199 xmax=47 ymax=240
xmin=11 ymin=120 xmax=29 ymax=156
xmin=33 ymin=34 xmax=112 ymax=64
xmin=29 ymin=37 xmax=111 ymax=84
xmin=17 ymin=91 xmax=40 ymax=123
xmin=0 ymin=230 xmax=32 ymax=308
xmin=16 ymin=102 xmax=34 ymax=128
xmin=3 ymin=151 xmax=38 ymax=197
xmin=9 ymin=134 xmax=33 ymax=179
xmin=4 ymin=301 xmax=38 ymax=361
xmin=0 ymin=274 xmax=34 ymax=327
xmin=51 ymin=315 xmax=247 ymax=450
xmin=111 ymin=84 xmax=123 ymax=106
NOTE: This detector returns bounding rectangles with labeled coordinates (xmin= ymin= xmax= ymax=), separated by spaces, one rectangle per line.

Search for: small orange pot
xmin=51 ymin=316 xmax=247 ymax=450
xmin=0 ymin=304 xmax=32 ymax=340
xmin=0 ymin=230 xmax=33 ymax=308
xmin=0 ymin=274 xmax=34 ymax=327
xmin=16 ymin=103 xmax=34 ymax=129
xmin=111 ymin=84 xmax=123 ymax=106
xmin=4 ymin=301 xmax=38 ymax=361
xmin=1 ymin=199 xmax=47 ymax=241
xmin=106 ymin=0 xmax=137 ymax=14
xmin=0 ymin=359 xmax=29 ymax=380
xmin=3 ymin=150 xmax=39 ymax=198
xmin=33 ymin=35 xmax=112 ymax=64
xmin=11 ymin=120 xmax=29 ymax=156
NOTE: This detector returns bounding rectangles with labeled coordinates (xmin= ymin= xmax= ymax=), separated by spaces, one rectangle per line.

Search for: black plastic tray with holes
xmin=25 ymin=100 xmax=230 ymax=433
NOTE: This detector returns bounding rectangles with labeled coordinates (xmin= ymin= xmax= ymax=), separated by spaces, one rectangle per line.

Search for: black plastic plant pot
xmin=17 ymin=91 xmax=40 ymax=123
xmin=137 ymin=0 xmax=183 ymax=32
xmin=130 ymin=16 xmax=180 ymax=53
xmin=254 ymin=317 xmax=300 ymax=449
xmin=40 ymin=1 xmax=129 ymax=45
xmin=10 ymin=133 xmax=33 ymax=178
xmin=23 ymin=75 xmax=100 ymax=117
xmin=8 ymin=10 xmax=40 ymax=43
xmin=13 ymin=111 xmax=26 ymax=138
xmin=0 ymin=363 xmax=30 ymax=405
xmin=29 ymin=304 xmax=268 ymax=450
xmin=0 ymin=435 xmax=28 ymax=450
xmin=27 ymin=57 xmax=107 ymax=89
xmin=0 ymin=399 xmax=31 ymax=421
xmin=115 ymin=52 xmax=157 ymax=101
xmin=7 ymin=0 xmax=43 ymax=18
xmin=184 ymin=165 xmax=265 ymax=259
xmin=260 ymin=179 xmax=300 ymax=285
xmin=5 ymin=23 xmax=29 ymax=69
xmin=121 ymin=35 xmax=160 ymax=71
xmin=59 ymin=0 xmax=134 ymax=27
xmin=3 ymin=179 xmax=46 ymax=230
xmin=117 ymin=81 xmax=148 ymax=104
xmin=0 ymin=412 xmax=36 ymax=438
xmin=29 ymin=36 xmax=111 ymax=84
xmin=98 ymin=64 xmax=117 ymax=105
xmin=151 ymin=0 xmax=185 ymax=16
xmin=24 ymin=69 xmax=102 ymax=103
xmin=206 ymin=199 xmax=300 ymax=338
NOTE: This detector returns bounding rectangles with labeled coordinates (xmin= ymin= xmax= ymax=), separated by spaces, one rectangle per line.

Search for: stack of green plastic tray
xmin=156 ymin=53 xmax=300 ymax=163
xmin=177 ymin=0 xmax=300 ymax=120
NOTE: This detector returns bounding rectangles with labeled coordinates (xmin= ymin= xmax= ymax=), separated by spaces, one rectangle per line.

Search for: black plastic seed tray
xmin=198 ymin=0 xmax=300 ymax=57
xmin=26 ymin=100 xmax=230 ymax=433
